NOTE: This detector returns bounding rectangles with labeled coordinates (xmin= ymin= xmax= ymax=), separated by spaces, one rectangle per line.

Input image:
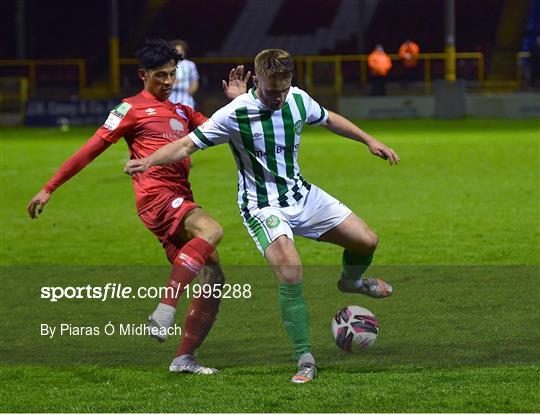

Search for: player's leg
xmin=169 ymin=250 xmax=224 ymax=375
xmin=264 ymin=236 xmax=316 ymax=383
xmin=160 ymin=207 xmax=222 ymax=308
xmin=293 ymin=184 xmax=392 ymax=298
xmin=319 ymin=213 xmax=393 ymax=298
xmin=148 ymin=207 xmax=222 ymax=343
xmin=242 ymin=208 xmax=316 ymax=382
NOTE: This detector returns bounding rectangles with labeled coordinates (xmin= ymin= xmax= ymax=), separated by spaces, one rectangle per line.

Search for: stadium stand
xmin=1 ymin=0 xmax=536 ymax=108
xmin=144 ymin=0 xmax=247 ymax=56
xmin=365 ymin=0 xmax=504 ymax=53
xmin=268 ymin=0 xmax=341 ymax=35
xmin=215 ymin=0 xmax=362 ymax=56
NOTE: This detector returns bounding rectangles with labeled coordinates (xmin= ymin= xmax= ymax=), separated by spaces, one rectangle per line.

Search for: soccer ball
xmin=331 ymin=305 xmax=379 ymax=352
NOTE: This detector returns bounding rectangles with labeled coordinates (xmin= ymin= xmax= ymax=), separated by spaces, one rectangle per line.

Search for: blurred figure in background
xmin=399 ymin=39 xmax=420 ymax=69
xmin=170 ymin=39 xmax=200 ymax=108
xmin=399 ymin=39 xmax=420 ymax=88
xmin=368 ymin=44 xmax=392 ymax=95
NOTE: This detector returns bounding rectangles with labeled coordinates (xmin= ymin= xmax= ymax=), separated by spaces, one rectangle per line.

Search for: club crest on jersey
xmin=266 ymin=215 xmax=281 ymax=229
xmin=145 ymin=108 xmax=157 ymax=115
xmin=169 ymin=119 xmax=184 ymax=133
xmin=175 ymin=108 xmax=188 ymax=120
xmin=171 ymin=197 xmax=184 ymax=208
xmin=294 ymin=120 xmax=304 ymax=135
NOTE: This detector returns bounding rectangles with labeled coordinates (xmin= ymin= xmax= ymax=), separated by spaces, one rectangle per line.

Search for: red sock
xmin=161 ymin=237 xmax=215 ymax=308
xmin=177 ymin=294 xmax=221 ymax=356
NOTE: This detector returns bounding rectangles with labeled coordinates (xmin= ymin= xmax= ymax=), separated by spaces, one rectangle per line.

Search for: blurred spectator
xmin=399 ymin=40 xmax=420 ymax=88
xmin=170 ymin=39 xmax=200 ymax=109
xmin=530 ymin=36 xmax=540 ymax=87
xmin=399 ymin=40 xmax=420 ymax=69
xmin=368 ymin=44 xmax=392 ymax=95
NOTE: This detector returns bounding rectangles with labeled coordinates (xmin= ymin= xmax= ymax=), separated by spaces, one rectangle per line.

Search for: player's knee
xmin=351 ymin=230 xmax=378 ymax=255
xmin=197 ymin=222 xmax=223 ymax=247
xmin=365 ymin=231 xmax=378 ymax=253
xmin=210 ymin=223 xmax=224 ymax=245
xmin=274 ymin=265 xmax=302 ymax=284
xmin=279 ymin=272 xmax=302 ymax=284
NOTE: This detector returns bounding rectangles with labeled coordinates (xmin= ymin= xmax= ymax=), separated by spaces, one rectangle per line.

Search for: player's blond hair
xmin=254 ymin=49 xmax=294 ymax=80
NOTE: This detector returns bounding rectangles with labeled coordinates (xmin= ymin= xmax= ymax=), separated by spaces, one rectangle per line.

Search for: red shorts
xmin=138 ymin=192 xmax=199 ymax=263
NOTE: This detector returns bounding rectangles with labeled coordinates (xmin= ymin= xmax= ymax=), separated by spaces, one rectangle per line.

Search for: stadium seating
xmin=216 ymin=0 xmax=363 ymax=56
xmin=268 ymin=0 xmax=341 ymax=35
xmin=0 ymin=0 xmax=527 ymax=100
xmin=146 ymin=0 xmax=247 ymax=56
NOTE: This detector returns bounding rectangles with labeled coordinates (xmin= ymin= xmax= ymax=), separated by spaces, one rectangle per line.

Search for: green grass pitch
xmin=1 ymin=119 xmax=539 ymax=412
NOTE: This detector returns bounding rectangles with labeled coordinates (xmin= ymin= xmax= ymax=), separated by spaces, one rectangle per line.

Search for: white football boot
xmin=169 ymin=354 xmax=219 ymax=375
xmin=147 ymin=303 xmax=176 ymax=342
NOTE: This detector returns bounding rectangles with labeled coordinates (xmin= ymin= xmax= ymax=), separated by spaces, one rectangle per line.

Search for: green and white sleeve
xmin=299 ymin=89 xmax=329 ymax=126
xmin=188 ymin=107 xmax=231 ymax=149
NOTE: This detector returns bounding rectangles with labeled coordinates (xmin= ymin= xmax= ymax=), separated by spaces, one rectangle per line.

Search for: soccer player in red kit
xmin=27 ymin=39 xmax=250 ymax=374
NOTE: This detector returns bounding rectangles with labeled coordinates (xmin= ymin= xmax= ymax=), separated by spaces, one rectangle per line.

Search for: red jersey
xmin=96 ymin=90 xmax=207 ymax=213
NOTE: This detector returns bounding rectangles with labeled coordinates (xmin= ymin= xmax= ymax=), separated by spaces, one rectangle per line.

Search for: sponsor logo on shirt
xmin=252 ymin=132 xmax=263 ymax=140
xmin=276 ymin=143 xmax=300 ymax=153
xmin=169 ymin=119 xmax=184 ymax=133
xmin=171 ymin=197 xmax=184 ymax=208
xmin=145 ymin=108 xmax=157 ymax=115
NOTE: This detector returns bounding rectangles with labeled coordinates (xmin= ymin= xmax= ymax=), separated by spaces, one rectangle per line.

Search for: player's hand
xmin=367 ymin=140 xmax=400 ymax=165
xmin=124 ymin=158 xmax=150 ymax=176
xmin=27 ymin=190 xmax=51 ymax=219
xmin=222 ymin=65 xmax=251 ymax=100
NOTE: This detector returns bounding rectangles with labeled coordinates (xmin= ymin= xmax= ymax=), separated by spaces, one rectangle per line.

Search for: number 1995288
xmin=185 ymin=283 xmax=252 ymax=299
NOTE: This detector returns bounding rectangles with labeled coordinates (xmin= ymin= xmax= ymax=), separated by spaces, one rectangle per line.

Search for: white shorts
xmin=242 ymin=184 xmax=352 ymax=255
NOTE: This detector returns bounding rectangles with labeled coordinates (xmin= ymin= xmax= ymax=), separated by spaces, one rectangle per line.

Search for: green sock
xmin=341 ymin=250 xmax=373 ymax=281
xmin=278 ymin=282 xmax=310 ymax=360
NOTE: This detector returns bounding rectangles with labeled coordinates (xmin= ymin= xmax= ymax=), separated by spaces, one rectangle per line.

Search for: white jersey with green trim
xmin=188 ymin=86 xmax=328 ymax=212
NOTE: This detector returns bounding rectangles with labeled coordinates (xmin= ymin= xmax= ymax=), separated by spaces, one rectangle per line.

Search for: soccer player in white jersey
xmin=125 ymin=49 xmax=400 ymax=384
xmin=170 ymin=39 xmax=199 ymax=109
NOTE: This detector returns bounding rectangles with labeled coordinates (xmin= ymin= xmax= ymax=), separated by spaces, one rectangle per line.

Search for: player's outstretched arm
xmin=27 ymin=135 xmax=112 ymax=219
xmin=222 ymin=65 xmax=251 ymax=100
xmin=124 ymin=135 xmax=198 ymax=175
xmin=324 ymin=111 xmax=400 ymax=165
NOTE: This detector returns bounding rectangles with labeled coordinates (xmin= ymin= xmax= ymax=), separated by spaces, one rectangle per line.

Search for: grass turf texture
xmin=1 ymin=119 xmax=539 ymax=412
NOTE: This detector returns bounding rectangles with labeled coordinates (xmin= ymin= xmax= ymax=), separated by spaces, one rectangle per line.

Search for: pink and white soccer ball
xmin=331 ymin=305 xmax=379 ymax=352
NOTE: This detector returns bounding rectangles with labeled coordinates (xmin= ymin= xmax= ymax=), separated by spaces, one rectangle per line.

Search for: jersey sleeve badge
xmin=103 ymin=102 xmax=132 ymax=130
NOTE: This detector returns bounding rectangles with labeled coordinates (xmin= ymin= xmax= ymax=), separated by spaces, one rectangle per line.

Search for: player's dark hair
xmin=135 ymin=39 xmax=182 ymax=70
